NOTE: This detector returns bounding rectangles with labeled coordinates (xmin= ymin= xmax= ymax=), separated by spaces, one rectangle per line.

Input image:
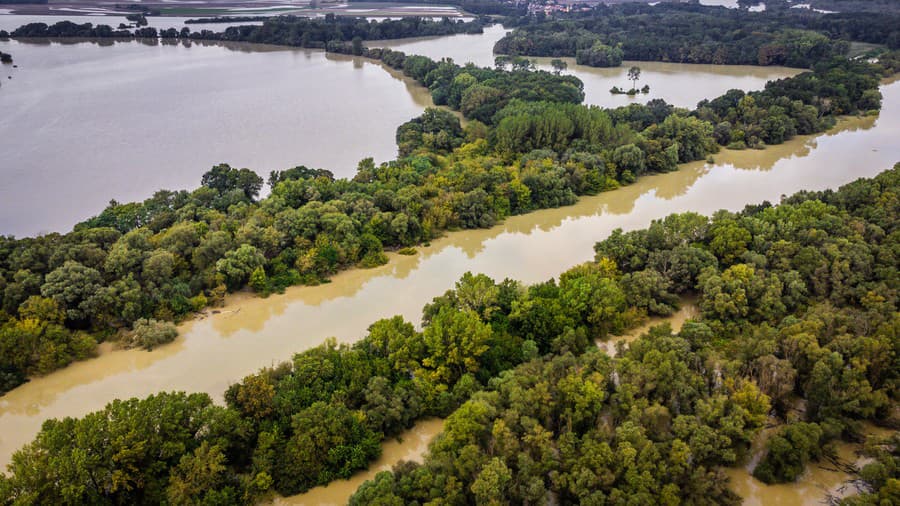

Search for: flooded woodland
xmin=0 ymin=13 xmax=898 ymax=505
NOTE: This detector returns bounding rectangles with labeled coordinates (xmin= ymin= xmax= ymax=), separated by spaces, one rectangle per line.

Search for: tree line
xmin=1 ymin=165 xmax=897 ymax=504
xmin=350 ymin=165 xmax=900 ymax=505
xmin=0 ymin=44 xmax=894 ymax=396
xmin=8 ymin=15 xmax=486 ymax=46
xmin=346 ymin=0 xmax=526 ymax=16
xmin=494 ymin=3 xmax=900 ymax=68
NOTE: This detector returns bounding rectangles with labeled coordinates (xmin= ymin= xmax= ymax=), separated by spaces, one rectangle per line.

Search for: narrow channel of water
xmin=596 ymin=297 xmax=699 ymax=356
xmin=0 ymin=80 xmax=896 ymax=469
xmin=0 ymin=14 xmax=263 ymax=32
xmin=271 ymin=418 xmax=445 ymax=505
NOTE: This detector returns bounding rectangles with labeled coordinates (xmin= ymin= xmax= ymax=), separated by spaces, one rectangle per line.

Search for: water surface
xmin=0 ymin=39 xmax=431 ymax=236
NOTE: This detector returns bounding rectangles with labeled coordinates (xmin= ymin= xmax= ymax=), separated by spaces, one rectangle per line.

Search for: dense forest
xmin=1 ymin=166 xmax=897 ymax=504
xmin=494 ymin=3 xmax=900 ymax=67
xmin=0 ymin=39 xmax=894 ymax=395
xmin=349 ymin=165 xmax=900 ymax=505
xmin=346 ymin=0 xmax=526 ymax=16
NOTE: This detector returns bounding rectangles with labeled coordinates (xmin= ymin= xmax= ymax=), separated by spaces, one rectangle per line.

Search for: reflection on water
xmin=0 ymin=80 xmax=895 ymax=469
xmin=0 ymin=38 xmax=433 ymax=236
xmin=375 ymin=25 xmax=800 ymax=109
xmin=272 ymin=418 xmax=445 ymax=506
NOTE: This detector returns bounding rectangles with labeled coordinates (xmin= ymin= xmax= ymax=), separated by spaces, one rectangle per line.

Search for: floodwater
xmin=0 ymin=39 xmax=432 ymax=236
xmin=726 ymin=424 xmax=896 ymax=505
xmin=0 ymin=79 xmax=896 ymax=470
xmin=0 ymin=14 xmax=263 ymax=32
xmin=272 ymin=418 xmax=445 ymax=505
xmin=596 ymin=297 xmax=699 ymax=356
xmin=375 ymin=24 xmax=800 ymax=108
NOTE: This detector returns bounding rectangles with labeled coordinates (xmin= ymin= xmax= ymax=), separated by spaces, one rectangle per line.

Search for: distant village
xmin=518 ymin=0 xmax=695 ymax=17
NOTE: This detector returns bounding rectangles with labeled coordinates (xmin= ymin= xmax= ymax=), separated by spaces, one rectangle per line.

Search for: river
xmin=0 ymin=76 xmax=896 ymax=472
xmin=1 ymin=24 xmax=798 ymax=236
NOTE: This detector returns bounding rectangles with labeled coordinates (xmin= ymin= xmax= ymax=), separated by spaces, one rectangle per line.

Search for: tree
xmin=201 ymin=164 xmax=263 ymax=201
xmin=421 ymin=307 xmax=492 ymax=385
xmin=752 ymin=422 xmax=824 ymax=484
xmin=551 ymin=58 xmax=568 ymax=75
xmin=628 ymin=66 xmax=641 ymax=92
xmin=215 ymin=244 xmax=265 ymax=289
xmin=126 ymin=318 xmax=178 ymax=350
xmin=40 ymin=261 xmax=104 ymax=322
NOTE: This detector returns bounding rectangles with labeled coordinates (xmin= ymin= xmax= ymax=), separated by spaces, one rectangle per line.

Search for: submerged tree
xmin=551 ymin=58 xmax=568 ymax=75
xmin=628 ymin=66 xmax=642 ymax=92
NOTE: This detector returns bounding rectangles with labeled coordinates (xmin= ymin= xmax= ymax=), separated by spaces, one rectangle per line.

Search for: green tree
xmin=628 ymin=66 xmax=641 ymax=92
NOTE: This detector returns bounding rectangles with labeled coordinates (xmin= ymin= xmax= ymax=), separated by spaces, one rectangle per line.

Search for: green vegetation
xmin=753 ymin=422 xmax=825 ymax=483
xmin=350 ymin=165 xmax=900 ymax=504
xmin=843 ymin=432 xmax=900 ymax=505
xmin=124 ymin=318 xmax=178 ymax=351
xmin=0 ymin=263 xmax=638 ymax=503
xmin=0 ymin=40 xmax=893 ymax=396
xmin=495 ymin=3 xmax=900 ymax=67
xmin=2 ymin=166 xmax=896 ymax=504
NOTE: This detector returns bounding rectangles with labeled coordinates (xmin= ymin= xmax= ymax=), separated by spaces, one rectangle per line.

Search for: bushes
xmin=126 ymin=318 xmax=178 ymax=350
xmin=753 ymin=422 xmax=825 ymax=483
